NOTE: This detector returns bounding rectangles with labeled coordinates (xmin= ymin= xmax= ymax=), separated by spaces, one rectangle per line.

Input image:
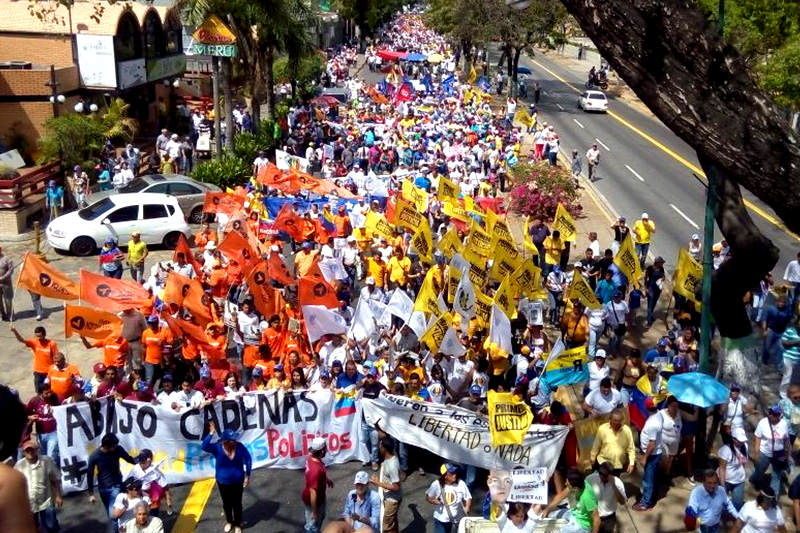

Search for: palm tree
xmin=100 ymin=98 xmax=138 ymax=143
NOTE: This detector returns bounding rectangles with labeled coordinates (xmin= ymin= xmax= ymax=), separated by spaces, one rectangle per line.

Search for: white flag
xmin=489 ymin=304 xmax=513 ymax=355
xmin=450 ymin=253 xmax=469 ymax=273
xmin=383 ymin=288 xmax=414 ymax=323
xmin=407 ymin=310 xmax=428 ymax=339
xmin=541 ymin=338 xmax=565 ymax=371
xmin=453 ymin=272 xmax=476 ymax=319
xmin=439 ymin=327 xmax=466 ymax=356
xmin=302 ymin=305 xmax=347 ymax=342
xmin=349 ymin=300 xmax=376 ymax=342
xmin=319 ymin=257 xmax=348 ymax=282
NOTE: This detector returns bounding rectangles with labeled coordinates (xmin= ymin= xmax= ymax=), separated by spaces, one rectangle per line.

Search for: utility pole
xmin=45 ymin=65 xmax=60 ymax=118
xmin=211 ymin=56 xmax=222 ymax=159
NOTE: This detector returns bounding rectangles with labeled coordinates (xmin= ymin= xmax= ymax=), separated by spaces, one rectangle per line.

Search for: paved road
xmin=515 ymin=49 xmax=799 ymax=273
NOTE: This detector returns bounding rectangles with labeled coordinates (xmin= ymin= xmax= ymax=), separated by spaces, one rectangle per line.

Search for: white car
xmin=47 ymin=193 xmax=191 ymax=256
xmin=578 ymin=90 xmax=609 ymax=112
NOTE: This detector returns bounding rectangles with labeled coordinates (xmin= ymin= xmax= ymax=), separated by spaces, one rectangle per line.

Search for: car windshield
xmin=119 ymin=177 xmax=150 ymax=193
xmin=78 ymin=197 xmax=115 ymax=220
xmin=589 ymin=93 xmax=607 ymax=100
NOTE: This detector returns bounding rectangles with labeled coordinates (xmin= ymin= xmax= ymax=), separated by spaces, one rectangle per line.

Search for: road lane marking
xmin=625 ymin=164 xmax=645 ymax=182
xmin=530 ymin=57 xmax=800 ymax=243
xmin=172 ymin=478 xmax=216 ymax=533
xmin=670 ymin=204 xmax=700 ymax=229
xmin=556 ymin=103 xmax=564 ymax=110
xmin=595 ymin=138 xmax=610 ymax=151
xmin=573 ymin=119 xmax=585 ymax=129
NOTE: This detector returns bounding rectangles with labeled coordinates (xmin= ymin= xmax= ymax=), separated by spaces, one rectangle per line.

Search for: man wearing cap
xmin=15 ymin=438 xmax=62 ymax=533
xmin=126 ymin=231 xmax=148 ymax=283
xmin=644 ymin=257 xmax=666 ymax=327
xmin=456 ymin=384 xmax=487 ymax=414
xmin=634 ymin=398 xmax=662 ymax=511
xmin=360 ymin=276 xmax=385 ymax=303
xmin=295 ymin=241 xmax=320 ymax=278
xmin=644 ymin=337 xmax=674 ymax=370
xmin=751 ymin=404 xmax=792 ymax=496
xmin=87 ymin=434 xmax=137 ymax=528
xmin=340 ymin=471 xmax=380 ymax=532
xmin=304 ymin=437 xmax=334 ymax=533
xmin=632 ymin=213 xmax=656 ymax=268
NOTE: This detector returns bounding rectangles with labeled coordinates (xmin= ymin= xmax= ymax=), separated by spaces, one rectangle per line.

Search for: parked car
xmin=85 ymin=174 xmax=220 ymax=224
xmin=47 ymin=193 xmax=191 ymax=256
xmin=578 ymin=90 xmax=609 ymax=112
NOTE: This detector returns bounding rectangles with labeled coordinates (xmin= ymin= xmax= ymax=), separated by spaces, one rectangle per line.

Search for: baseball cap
xmin=309 ymin=437 xmax=327 ymax=452
xmin=147 ymin=315 xmax=159 ymax=323
xmin=93 ymin=362 xmax=107 ymax=374
xmin=730 ymin=382 xmax=741 ymax=391
xmin=274 ymin=363 xmax=284 ymax=371
xmin=469 ymin=384 xmax=481 ymax=396
xmin=131 ymin=230 xmax=141 ymax=237
xmin=302 ymin=242 xmax=312 ymax=250
xmin=441 ymin=463 xmax=459 ymax=474
xmin=199 ymin=367 xmax=211 ymax=379
xmin=366 ymin=276 xmax=375 ymax=285
xmin=595 ymin=349 xmax=607 ymax=359
xmin=332 ymin=360 xmax=343 ymax=368
xmin=162 ymin=373 xmax=173 ymax=383
xmin=658 ymin=338 xmax=670 ymax=347
xmin=252 ymin=367 xmax=263 ymax=378
xmin=768 ymin=404 xmax=782 ymax=416
xmin=354 ymin=471 xmax=369 ymax=485
xmin=691 ymin=233 xmax=700 ymax=240
xmin=22 ymin=439 xmax=37 ymax=451
xmin=320 ymin=370 xmax=331 ymax=380
xmin=220 ymin=429 xmax=238 ymax=442
xmin=641 ymin=212 xmax=649 ymax=219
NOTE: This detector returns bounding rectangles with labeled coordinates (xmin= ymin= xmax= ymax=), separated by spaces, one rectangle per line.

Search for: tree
xmin=426 ymin=0 xmax=494 ymax=73
xmin=557 ymin=0 xmax=800 ymax=338
xmin=99 ymin=98 xmax=138 ymax=143
xmin=37 ymin=114 xmax=106 ymax=170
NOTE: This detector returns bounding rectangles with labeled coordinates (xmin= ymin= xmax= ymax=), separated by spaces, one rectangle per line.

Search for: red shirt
xmin=301 ymin=456 xmax=327 ymax=506
xmin=194 ymin=379 xmax=224 ymax=400
xmin=26 ymin=396 xmax=57 ymax=434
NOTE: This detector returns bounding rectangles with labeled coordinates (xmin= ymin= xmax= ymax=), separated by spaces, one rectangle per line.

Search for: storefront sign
xmin=191 ymin=43 xmax=237 ymax=57
xmin=117 ymin=58 xmax=146 ymax=89
xmin=146 ymin=54 xmax=186 ymax=82
xmin=75 ymin=34 xmax=117 ymax=88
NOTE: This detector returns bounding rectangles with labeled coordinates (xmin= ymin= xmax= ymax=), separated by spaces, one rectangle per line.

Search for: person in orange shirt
xmin=333 ymin=206 xmax=351 ymax=237
xmin=46 ymin=352 xmax=82 ymax=402
xmin=81 ymin=334 xmax=129 ymax=372
xmin=11 ymin=325 xmax=58 ymax=393
xmin=203 ymin=323 xmax=228 ymax=364
xmin=301 ymin=213 xmax=317 ymax=242
xmin=294 ymin=242 xmax=319 ymax=277
xmin=261 ymin=315 xmax=284 ymax=359
xmin=194 ymin=222 xmax=217 ymax=249
xmin=141 ymin=316 xmax=171 ymax=386
xmin=207 ymin=259 xmax=228 ymax=304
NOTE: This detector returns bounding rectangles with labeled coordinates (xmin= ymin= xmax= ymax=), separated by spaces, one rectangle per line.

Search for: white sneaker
xmin=36 ymin=315 xmax=43 ymax=321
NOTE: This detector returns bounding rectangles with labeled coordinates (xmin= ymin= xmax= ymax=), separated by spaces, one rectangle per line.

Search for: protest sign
xmin=362 ymin=395 xmax=567 ymax=473
xmin=54 ymin=391 xmax=367 ymax=493
xmin=508 ymin=468 xmax=548 ymax=504
xmin=487 ymin=390 xmax=533 ymax=446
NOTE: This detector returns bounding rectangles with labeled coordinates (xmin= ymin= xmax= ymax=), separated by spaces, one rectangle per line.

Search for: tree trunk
xmin=558 ymin=0 xmax=800 ymax=235
xmin=251 ymin=50 xmax=266 ymax=131
xmin=510 ymin=47 xmax=522 ymax=97
xmin=264 ymin=43 xmax=276 ymax=122
xmin=223 ymin=58 xmax=234 ymax=151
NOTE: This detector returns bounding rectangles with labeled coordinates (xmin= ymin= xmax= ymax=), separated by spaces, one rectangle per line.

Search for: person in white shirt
xmin=586 ymin=350 xmax=611 ymax=393
xmin=750 ymin=405 xmax=792 ymax=496
xmin=784 ymin=251 xmax=800 ymax=312
xmin=252 ymin=150 xmax=269 ymax=177
xmin=734 ymin=488 xmax=786 ymax=533
xmin=633 ymin=398 xmax=662 ymax=510
xmin=582 ymin=378 xmax=622 ymax=416
xmin=586 ymin=463 xmax=627 ymax=529
xmin=496 ymin=501 xmax=540 ymax=533
xmin=425 ymin=464 xmax=471 ymax=529
xmin=112 ymin=479 xmax=151 ymax=531
xmin=360 ymin=277 xmax=385 ymax=303
xmin=604 ymin=291 xmax=629 ymax=354
xmin=319 ymin=335 xmax=348 ymax=369
xmin=721 ymin=383 xmax=753 ymax=432
xmin=124 ymin=501 xmax=165 ymax=533
xmin=718 ymin=427 xmax=749 ymax=511
xmin=586 ymin=144 xmax=601 ymax=180
xmin=658 ymin=397 xmax=683 ymax=473
xmin=168 ymin=378 xmax=205 ymax=412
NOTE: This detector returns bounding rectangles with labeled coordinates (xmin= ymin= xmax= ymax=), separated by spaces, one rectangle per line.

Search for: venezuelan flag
xmin=628 ymin=386 xmax=650 ymax=432
xmin=334 ymin=389 xmax=357 ymax=417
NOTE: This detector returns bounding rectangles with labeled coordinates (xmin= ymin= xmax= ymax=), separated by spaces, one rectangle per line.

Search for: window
xmin=107 ymin=205 xmax=139 ymax=223
xmin=167 ymin=204 xmax=175 ymax=216
xmin=120 ymin=178 xmax=150 ymax=193
xmin=589 ymin=93 xmax=607 ymax=100
xmin=143 ymin=204 xmax=168 ymax=219
xmin=79 ymin=198 xmax=115 ymax=220
xmin=168 ymin=182 xmax=201 ymax=196
xmin=146 ymin=183 xmax=169 ymax=194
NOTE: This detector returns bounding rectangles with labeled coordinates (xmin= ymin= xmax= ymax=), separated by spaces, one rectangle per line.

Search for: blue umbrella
xmin=517 ymin=66 xmax=532 ymax=75
xmin=405 ymin=53 xmax=427 ymax=62
xmin=666 ymin=372 xmax=730 ymax=408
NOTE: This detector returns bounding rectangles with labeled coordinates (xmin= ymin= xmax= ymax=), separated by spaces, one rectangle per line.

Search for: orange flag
xmin=256 ymin=162 xmax=286 ymax=186
xmin=268 ymin=252 xmax=294 ymax=286
xmin=246 ymin=261 xmax=284 ymax=318
xmin=202 ymin=192 xmax=245 ymax=215
xmin=64 ymin=304 xmax=122 ymax=339
xmin=218 ymin=230 xmax=258 ymax=268
xmin=163 ymin=272 xmax=212 ymax=325
xmin=172 ymin=234 xmax=202 ymax=280
xmin=289 ymin=170 xmax=322 ymax=190
xmin=163 ymin=314 xmax=210 ymax=347
xmin=79 ymin=270 xmax=150 ymax=312
xmin=17 ymin=252 xmax=79 ymax=300
xmin=272 ymin=203 xmax=305 ymax=241
xmin=298 ymin=270 xmax=338 ymax=309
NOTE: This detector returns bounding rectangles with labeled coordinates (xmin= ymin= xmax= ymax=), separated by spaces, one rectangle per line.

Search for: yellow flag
xmin=474 ymin=289 xmax=493 ymax=326
xmin=490 ymin=244 xmax=523 ymax=283
xmin=411 ymin=219 xmax=433 ymax=263
xmin=484 ymin=208 xmax=499 ymax=233
xmin=420 ymin=312 xmax=452 ymax=352
xmin=394 ymin=197 xmax=425 ymax=231
xmin=553 ymin=203 xmax=578 ymax=243
xmin=447 ymin=266 xmax=461 ymax=304
xmin=674 ymin=248 xmax=702 ymax=308
xmin=414 ymin=268 xmax=441 ymax=315
xmin=523 ymin=221 xmax=539 ymax=255
xmin=614 ymin=233 xmax=643 ymax=285
xmin=437 ymin=176 xmax=460 ymax=203
xmin=402 ymin=179 xmax=429 ymax=212
xmin=468 ymin=220 xmax=493 ymax=256
xmin=487 ymin=390 xmax=533 ymax=446
xmin=568 ymin=274 xmax=603 ymax=309
xmin=492 ymin=219 xmax=513 ymax=242
xmin=442 ymin=200 xmax=470 ymax=222
xmin=493 ymin=276 xmax=516 ymax=318
xmin=467 ymin=63 xmax=477 ymax=84
xmin=513 ymin=109 xmax=534 ymax=128
xmin=510 ymin=261 xmax=542 ymax=298
xmin=468 ymin=261 xmax=489 ymax=291
xmin=365 ymin=211 xmax=395 ymax=241
xmin=437 ymin=227 xmax=463 ymax=258
xmin=463 ymin=246 xmax=488 ymax=268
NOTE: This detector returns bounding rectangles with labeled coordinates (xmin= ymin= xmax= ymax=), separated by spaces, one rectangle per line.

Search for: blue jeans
xmin=640 ymin=453 xmax=662 ymax=508
xmin=646 ymin=289 xmax=661 ymax=324
xmin=129 ymin=263 xmax=145 ymax=282
xmin=726 ymin=481 xmax=744 ymax=511
xmin=699 ymin=525 xmax=721 ymax=533
xmin=144 ymin=362 xmax=160 ymax=386
xmin=303 ymin=502 xmax=326 ymax=533
xmin=98 ymin=485 xmax=121 ymax=533
xmin=361 ymin=422 xmax=379 ymax=463
xmin=34 ymin=507 xmax=60 ymax=533
xmin=433 ymin=520 xmax=454 ymax=533
xmin=396 ymin=439 xmax=408 ymax=472
xmin=588 ymin=328 xmax=602 ymax=358
xmin=38 ymin=431 xmax=60 ymax=471
xmin=635 ymin=243 xmax=649 ymax=267
xmin=763 ymin=329 xmax=784 ymax=369
xmin=750 ymin=453 xmax=789 ymax=496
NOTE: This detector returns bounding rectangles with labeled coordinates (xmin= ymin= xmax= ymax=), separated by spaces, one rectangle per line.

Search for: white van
xmin=46 ymin=193 xmax=191 ymax=256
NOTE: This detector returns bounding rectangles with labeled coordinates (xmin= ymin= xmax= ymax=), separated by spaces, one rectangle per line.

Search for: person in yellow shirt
xmin=386 ymin=248 xmax=411 ymax=289
xmin=294 ymin=242 xmax=319 ymax=277
xmin=352 ymin=227 xmax=373 ymax=252
xmin=632 ymin=212 xmax=656 ymax=267
xmin=366 ymin=251 xmax=388 ymax=288
xmin=126 ymin=230 xmax=148 ymax=282
xmin=542 ymin=230 xmax=565 ymax=275
xmin=589 ymin=410 xmax=636 ymax=474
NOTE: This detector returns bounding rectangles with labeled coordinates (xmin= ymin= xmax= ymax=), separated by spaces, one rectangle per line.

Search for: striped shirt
xmin=781 ymin=326 xmax=800 ymax=362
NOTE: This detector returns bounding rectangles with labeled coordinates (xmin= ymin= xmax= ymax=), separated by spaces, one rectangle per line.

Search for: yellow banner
xmin=568 ymin=274 xmax=603 ymax=309
xmin=469 ymin=262 xmax=489 ymax=291
xmin=553 ymin=203 xmax=578 ymax=243
xmin=411 ymin=219 xmax=433 ymax=263
xmin=468 ymin=221 xmax=493 ymax=256
xmin=394 ymin=197 xmax=425 ymax=231
xmin=674 ymin=248 xmax=702 ymax=309
xmin=474 ymin=289 xmax=493 ymax=326
xmin=510 ymin=261 xmax=542 ymax=298
xmin=437 ymin=227 xmax=463 ymax=258
xmin=413 ymin=268 xmax=441 ymax=315
xmin=487 ymin=390 xmax=534 ymax=446
xmin=447 ymin=266 xmax=461 ymax=304
xmin=493 ymin=276 xmax=516 ymax=318
xmin=492 ymin=219 xmax=513 ymax=242
xmin=442 ymin=200 xmax=470 ymax=222
xmin=402 ymin=179 xmax=429 ymax=212
xmin=420 ymin=312 xmax=452 ymax=352
xmin=467 ymin=63 xmax=477 ymax=84
xmin=513 ymin=109 xmax=535 ymax=128
xmin=437 ymin=177 xmax=460 ymax=203
xmin=490 ymin=245 xmax=523 ymax=283
xmin=365 ymin=211 xmax=395 ymax=241
xmin=614 ymin=233 xmax=643 ymax=285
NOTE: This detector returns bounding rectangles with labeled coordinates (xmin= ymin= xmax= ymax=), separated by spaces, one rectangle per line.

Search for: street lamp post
xmin=44 ymin=64 xmax=65 ymax=117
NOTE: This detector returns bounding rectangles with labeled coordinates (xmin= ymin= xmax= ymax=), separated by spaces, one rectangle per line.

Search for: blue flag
xmin=477 ymin=76 xmax=491 ymax=93
xmin=442 ymin=75 xmax=455 ymax=95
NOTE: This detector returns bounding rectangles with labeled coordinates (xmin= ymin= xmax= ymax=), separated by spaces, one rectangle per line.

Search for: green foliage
xmin=759 ymin=35 xmax=800 ymax=109
xmin=274 ymin=51 xmax=325 ymax=99
xmin=191 ymin=152 xmax=252 ymax=190
xmin=37 ymin=113 xmax=106 ymax=170
xmin=100 ymin=98 xmax=138 ymax=143
xmin=336 ymin=0 xmax=406 ymax=35
xmin=232 ymin=121 xmax=280 ymax=162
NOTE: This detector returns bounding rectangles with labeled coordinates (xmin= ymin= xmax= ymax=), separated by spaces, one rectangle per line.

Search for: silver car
xmin=86 ymin=174 xmax=221 ymax=224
